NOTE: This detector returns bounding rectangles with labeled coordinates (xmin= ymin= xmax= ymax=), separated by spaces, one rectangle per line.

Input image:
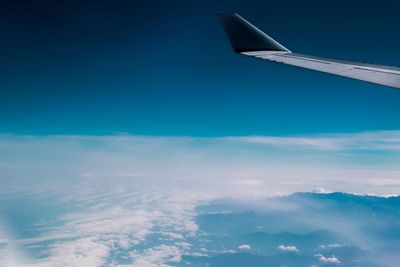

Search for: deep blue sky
xmin=1 ymin=0 xmax=400 ymax=136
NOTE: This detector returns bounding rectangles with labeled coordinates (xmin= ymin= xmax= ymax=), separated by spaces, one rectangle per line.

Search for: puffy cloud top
xmin=238 ymin=244 xmax=251 ymax=250
xmin=277 ymin=245 xmax=299 ymax=253
xmin=315 ymin=254 xmax=340 ymax=264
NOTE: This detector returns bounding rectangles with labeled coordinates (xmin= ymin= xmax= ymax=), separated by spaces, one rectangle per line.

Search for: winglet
xmin=217 ymin=13 xmax=290 ymax=53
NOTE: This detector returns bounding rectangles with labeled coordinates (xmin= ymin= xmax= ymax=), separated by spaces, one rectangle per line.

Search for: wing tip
xmin=217 ymin=13 xmax=290 ymax=53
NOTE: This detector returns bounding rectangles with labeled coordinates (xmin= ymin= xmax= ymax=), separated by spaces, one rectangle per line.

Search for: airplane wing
xmin=217 ymin=13 xmax=400 ymax=89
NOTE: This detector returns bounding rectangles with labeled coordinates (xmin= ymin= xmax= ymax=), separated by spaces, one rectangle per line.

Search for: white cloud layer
xmin=1 ymin=131 xmax=400 ymax=197
xmin=1 ymin=189 xmax=199 ymax=267
xmin=0 ymin=131 xmax=400 ymax=266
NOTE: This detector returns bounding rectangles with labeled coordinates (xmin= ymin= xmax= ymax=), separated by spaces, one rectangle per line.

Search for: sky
xmin=0 ymin=0 xmax=400 ymax=136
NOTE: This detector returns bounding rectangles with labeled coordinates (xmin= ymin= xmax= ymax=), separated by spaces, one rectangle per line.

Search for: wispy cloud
xmin=222 ymin=130 xmax=400 ymax=151
xmin=318 ymin=244 xmax=348 ymax=249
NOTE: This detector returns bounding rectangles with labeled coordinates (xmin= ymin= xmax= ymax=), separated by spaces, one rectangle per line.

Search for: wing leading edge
xmin=217 ymin=13 xmax=400 ymax=89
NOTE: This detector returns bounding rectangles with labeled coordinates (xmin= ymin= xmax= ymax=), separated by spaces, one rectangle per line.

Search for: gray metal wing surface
xmin=218 ymin=13 xmax=400 ymax=89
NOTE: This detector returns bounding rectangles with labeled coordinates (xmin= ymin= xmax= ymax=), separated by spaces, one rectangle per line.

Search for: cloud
xmin=277 ymin=245 xmax=299 ymax=253
xmin=238 ymin=244 xmax=251 ymax=250
xmin=218 ymin=249 xmax=236 ymax=254
xmin=315 ymin=254 xmax=341 ymax=264
xmin=318 ymin=244 xmax=348 ymax=249
xmin=159 ymin=232 xmax=184 ymax=240
xmin=2 ymin=132 xmax=400 ymax=199
xmin=310 ymin=186 xmax=332 ymax=194
xmin=189 ymin=252 xmax=209 ymax=257
xmin=223 ymin=136 xmax=345 ymax=150
xmin=5 ymin=189 xmax=200 ymax=267
xmin=223 ymin=130 xmax=400 ymax=151
xmin=1 ymin=132 xmax=399 ymax=266
xmin=128 ymin=245 xmax=183 ymax=267
xmin=80 ymin=172 xmax=146 ymax=178
xmin=36 ymin=237 xmax=110 ymax=267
